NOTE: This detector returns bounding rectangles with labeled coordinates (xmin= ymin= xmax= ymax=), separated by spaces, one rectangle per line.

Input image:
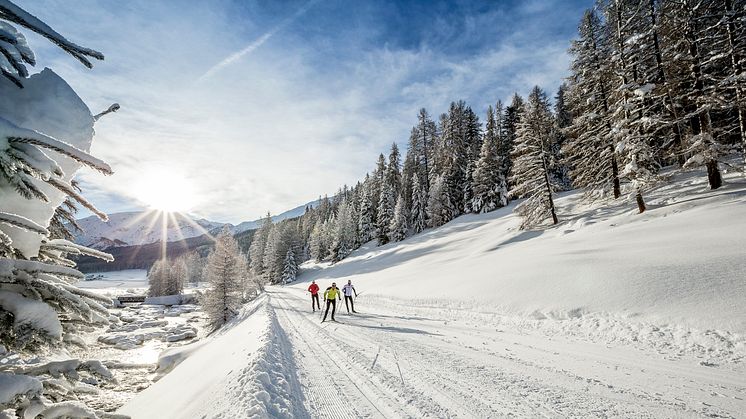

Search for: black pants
xmin=311 ymin=294 xmax=320 ymax=311
xmin=344 ymin=295 xmax=355 ymax=313
xmin=323 ymin=299 xmax=337 ymax=321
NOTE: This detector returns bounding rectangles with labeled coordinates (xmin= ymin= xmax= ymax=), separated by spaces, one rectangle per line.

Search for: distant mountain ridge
xmin=72 ymin=199 xmax=320 ymax=250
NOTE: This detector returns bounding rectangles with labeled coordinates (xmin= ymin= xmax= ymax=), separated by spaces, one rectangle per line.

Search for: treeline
xmin=247 ymin=0 xmax=745 ymax=275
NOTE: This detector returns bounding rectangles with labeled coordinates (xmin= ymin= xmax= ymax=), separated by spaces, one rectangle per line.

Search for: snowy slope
xmin=118 ymin=296 xmax=308 ymax=419
xmin=72 ymin=211 xmax=226 ymax=249
xmin=121 ymin=168 xmax=746 ymax=418
xmin=297 ymin=168 xmax=746 ymax=335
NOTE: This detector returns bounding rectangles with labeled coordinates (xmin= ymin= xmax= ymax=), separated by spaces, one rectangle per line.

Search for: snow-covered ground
xmin=121 ymin=168 xmax=746 ymax=418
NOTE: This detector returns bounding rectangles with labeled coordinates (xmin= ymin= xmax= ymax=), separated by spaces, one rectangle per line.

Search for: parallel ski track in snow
xmin=271 ymin=287 xmax=746 ymax=418
xmin=273 ymin=294 xmax=438 ymax=418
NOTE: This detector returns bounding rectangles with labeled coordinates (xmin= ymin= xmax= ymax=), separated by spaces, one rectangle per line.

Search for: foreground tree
xmin=510 ymin=87 xmax=558 ymax=228
xmin=203 ymin=228 xmax=247 ymax=329
xmin=472 ymin=104 xmax=508 ymax=213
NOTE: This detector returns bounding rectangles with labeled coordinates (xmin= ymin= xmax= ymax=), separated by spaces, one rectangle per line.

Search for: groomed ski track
xmin=269 ymin=287 xmax=746 ymax=418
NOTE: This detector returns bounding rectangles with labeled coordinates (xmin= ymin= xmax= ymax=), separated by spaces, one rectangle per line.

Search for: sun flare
xmin=133 ymin=169 xmax=195 ymax=212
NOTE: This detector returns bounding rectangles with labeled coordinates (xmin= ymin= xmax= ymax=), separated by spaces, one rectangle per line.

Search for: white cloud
xmin=17 ymin=0 xmax=579 ymax=223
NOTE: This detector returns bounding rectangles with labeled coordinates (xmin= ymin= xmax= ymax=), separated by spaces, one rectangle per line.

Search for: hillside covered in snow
xmin=121 ymin=167 xmax=746 ymax=418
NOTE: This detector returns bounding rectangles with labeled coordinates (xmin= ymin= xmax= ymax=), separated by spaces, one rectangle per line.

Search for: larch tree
xmin=203 ymin=228 xmax=246 ymax=330
xmin=510 ymin=86 xmax=559 ymax=228
xmin=281 ymin=247 xmax=297 ymax=284
xmin=564 ymin=8 xmax=622 ymax=200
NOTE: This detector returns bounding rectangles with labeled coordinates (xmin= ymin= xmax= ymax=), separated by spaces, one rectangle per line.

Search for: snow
xmin=75 ymin=269 xmax=148 ymax=294
xmin=118 ymin=296 xmax=308 ymax=418
xmin=0 ymin=290 xmax=62 ymax=339
xmin=118 ymin=167 xmax=745 ymax=418
xmin=0 ymin=68 xmax=95 ymax=258
xmin=0 ymin=373 xmax=42 ymax=405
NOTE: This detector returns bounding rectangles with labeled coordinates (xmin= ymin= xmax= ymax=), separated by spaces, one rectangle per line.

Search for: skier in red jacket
xmin=308 ymin=280 xmax=320 ymax=312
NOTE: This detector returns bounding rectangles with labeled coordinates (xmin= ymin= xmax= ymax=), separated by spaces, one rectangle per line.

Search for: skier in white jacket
xmin=342 ymin=280 xmax=358 ymax=314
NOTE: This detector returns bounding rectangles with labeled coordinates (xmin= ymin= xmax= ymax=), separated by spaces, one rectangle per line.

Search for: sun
xmin=133 ymin=169 xmax=196 ymax=212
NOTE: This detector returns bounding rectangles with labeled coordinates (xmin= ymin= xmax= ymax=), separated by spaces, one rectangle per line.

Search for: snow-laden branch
xmin=0 ymin=1 xmax=103 ymax=68
xmin=43 ymin=238 xmax=114 ymax=262
xmin=0 ymin=211 xmax=47 ymax=235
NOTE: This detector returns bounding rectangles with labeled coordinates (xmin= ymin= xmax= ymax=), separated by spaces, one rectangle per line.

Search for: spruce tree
xmin=281 ymin=248 xmax=297 ymax=284
xmin=510 ymin=86 xmax=559 ymax=228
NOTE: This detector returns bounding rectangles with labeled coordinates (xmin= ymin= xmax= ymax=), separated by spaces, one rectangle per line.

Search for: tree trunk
xmin=636 ymin=191 xmax=647 ymax=213
xmin=541 ymin=155 xmax=558 ymax=225
xmin=611 ymin=150 xmax=621 ymax=199
xmin=706 ymin=159 xmax=723 ymax=190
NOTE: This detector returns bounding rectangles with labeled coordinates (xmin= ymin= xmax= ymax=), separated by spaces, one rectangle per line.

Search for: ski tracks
xmin=269 ymin=288 xmax=745 ymax=418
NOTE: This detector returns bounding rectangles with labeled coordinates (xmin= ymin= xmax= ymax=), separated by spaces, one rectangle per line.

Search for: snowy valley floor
xmin=121 ymin=168 xmax=746 ymax=418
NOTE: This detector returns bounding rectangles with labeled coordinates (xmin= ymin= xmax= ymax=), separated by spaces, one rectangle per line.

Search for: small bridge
xmin=117 ymin=295 xmax=146 ymax=303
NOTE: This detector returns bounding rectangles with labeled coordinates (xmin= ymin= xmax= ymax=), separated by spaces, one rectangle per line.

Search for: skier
xmin=322 ymin=282 xmax=342 ymax=322
xmin=308 ymin=280 xmax=320 ymax=312
xmin=342 ymin=279 xmax=358 ymax=314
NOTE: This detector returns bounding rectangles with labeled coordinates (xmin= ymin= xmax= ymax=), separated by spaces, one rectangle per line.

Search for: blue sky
xmin=20 ymin=0 xmax=591 ymax=223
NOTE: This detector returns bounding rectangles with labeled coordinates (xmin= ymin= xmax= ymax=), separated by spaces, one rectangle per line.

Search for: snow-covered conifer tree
xmin=281 ymin=247 xmax=297 ymax=284
xmin=501 ymin=94 xmax=524 ymax=191
xmin=358 ymin=183 xmax=374 ymax=243
xmin=427 ymin=175 xmax=451 ymax=228
xmin=510 ymin=86 xmax=559 ymax=228
xmin=377 ymin=176 xmax=395 ymax=245
xmin=249 ymin=213 xmax=272 ymax=278
xmin=147 ymin=259 xmax=166 ymax=297
xmin=564 ymin=8 xmax=622 ymax=200
xmin=203 ymin=228 xmax=246 ymax=330
xmin=410 ymin=176 xmax=427 ymax=234
xmin=472 ymin=104 xmax=508 ymax=213
xmin=389 ymin=193 xmax=409 ymax=242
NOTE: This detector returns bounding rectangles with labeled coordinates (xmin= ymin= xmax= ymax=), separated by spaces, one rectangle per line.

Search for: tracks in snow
xmin=269 ymin=288 xmax=746 ymax=418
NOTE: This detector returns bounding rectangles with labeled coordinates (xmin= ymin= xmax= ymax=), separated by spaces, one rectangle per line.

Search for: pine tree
xmin=472 ymin=104 xmax=508 ymax=213
xmin=389 ymin=193 xmax=409 ymax=242
xmin=501 ymin=94 xmax=524 ymax=192
xmin=281 ymin=248 xmax=297 ymax=284
xmin=331 ymin=197 xmax=357 ymax=261
xmin=510 ymin=86 xmax=559 ymax=228
xmin=203 ymin=228 xmax=246 ymax=330
xmin=411 ymin=176 xmax=427 ymax=234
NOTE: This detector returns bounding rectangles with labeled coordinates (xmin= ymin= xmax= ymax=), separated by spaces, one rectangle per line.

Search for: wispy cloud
xmin=19 ymin=0 xmax=591 ymax=223
xmin=199 ymin=0 xmax=319 ymax=81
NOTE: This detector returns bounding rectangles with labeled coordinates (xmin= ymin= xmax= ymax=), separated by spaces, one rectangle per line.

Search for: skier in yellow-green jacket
xmin=322 ymin=282 xmax=342 ymax=322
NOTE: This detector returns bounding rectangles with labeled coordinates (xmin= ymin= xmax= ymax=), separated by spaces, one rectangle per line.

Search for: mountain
xmin=233 ymin=199 xmax=321 ymax=232
xmin=73 ymin=199 xmax=320 ymax=251
xmin=73 ymin=211 xmax=227 ymax=250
